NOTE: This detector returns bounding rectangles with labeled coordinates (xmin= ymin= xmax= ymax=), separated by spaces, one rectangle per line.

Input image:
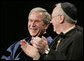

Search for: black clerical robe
xmin=41 ymin=25 xmax=83 ymax=60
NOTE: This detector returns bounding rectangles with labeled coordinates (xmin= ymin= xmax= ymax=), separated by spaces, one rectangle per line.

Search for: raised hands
xmin=20 ymin=36 xmax=49 ymax=60
xmin=20 ymin=39 xmax=40 ymax=60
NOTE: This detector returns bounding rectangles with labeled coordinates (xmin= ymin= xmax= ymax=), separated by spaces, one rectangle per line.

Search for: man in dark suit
xmin=1 ymin=7 xmax=53 ymax=60
xmin=24 ymin=2 xmax=83 ymax=60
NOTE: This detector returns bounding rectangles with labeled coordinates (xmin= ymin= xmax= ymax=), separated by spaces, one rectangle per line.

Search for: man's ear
xmin=59 ymin=15 xmax=65 ymax=24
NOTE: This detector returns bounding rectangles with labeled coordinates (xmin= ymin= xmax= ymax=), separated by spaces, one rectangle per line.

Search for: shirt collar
xmin=63 ymin=25 xmax=75 ymax=34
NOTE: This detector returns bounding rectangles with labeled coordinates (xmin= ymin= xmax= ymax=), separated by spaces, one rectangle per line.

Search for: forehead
xmin=52 ymin=5 xmax=61 ymax=17
xmin=29 ymin=12 xmax=43 ymax=19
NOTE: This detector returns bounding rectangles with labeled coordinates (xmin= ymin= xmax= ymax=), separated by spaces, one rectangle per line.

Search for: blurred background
xmin=1 ymin=0 xmax=83 ymax=53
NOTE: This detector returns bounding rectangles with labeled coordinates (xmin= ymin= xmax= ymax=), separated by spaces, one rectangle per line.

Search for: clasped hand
xmin=20 ymin=36 xmax=49 ymax=60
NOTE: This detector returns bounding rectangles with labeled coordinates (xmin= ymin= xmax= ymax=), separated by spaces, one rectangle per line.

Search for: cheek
xmin=52 ymin=19 xmax=58 ymax=25
xmin=36 ymin=25 xmax=45 ymax=33
xmin=36 ymin=23 xmax=43 ymax=28
xmin=52 ymin=21 xmax=58 ymax=30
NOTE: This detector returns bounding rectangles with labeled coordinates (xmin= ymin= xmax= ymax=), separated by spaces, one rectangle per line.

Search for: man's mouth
xmin=30 ymin=28 xmax=37 ymax=30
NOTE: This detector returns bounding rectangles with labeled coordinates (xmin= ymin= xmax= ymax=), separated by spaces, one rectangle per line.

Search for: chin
xmin=30 ymin=30 xmax=39 ymax=36
xmin=30 ymin=34 xmax=36 ymax=37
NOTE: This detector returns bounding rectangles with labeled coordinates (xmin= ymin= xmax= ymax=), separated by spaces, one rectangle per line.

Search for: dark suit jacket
xmin=41 ymin=25 xmax=83 ymax=60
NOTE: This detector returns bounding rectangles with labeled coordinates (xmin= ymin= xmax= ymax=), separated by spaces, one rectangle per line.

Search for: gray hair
xmin=28 ymin=7 xmax=51 ymax=24
xmin=55 ymin=3 xmax=77 ymax=24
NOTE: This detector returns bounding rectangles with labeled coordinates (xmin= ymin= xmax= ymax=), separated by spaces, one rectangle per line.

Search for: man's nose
xmin=32 ymin=22 xmax=36 ymax=26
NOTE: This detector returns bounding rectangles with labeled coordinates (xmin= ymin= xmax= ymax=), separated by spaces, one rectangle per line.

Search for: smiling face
xmin=28 ymin=12 xmax=47 ymax=37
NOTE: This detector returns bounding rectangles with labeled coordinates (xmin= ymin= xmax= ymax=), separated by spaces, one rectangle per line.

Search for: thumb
xmin=42 ymin=36 xmax=47 ymax=42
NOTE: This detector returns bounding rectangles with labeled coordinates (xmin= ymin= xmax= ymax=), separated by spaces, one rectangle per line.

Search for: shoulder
xmin=76 ymin=25 xmax=83 ymax=32
xmin=7 ymin=37 xmax=31 ymax=49
xmin=75 ymin=25 xmax=83 ymax=37
xmin=7 ymin=41 xmax=20 ymax=52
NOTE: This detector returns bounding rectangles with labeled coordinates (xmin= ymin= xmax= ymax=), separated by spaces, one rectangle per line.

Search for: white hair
xmin=55 ymin=3 xmax=77 ymax=24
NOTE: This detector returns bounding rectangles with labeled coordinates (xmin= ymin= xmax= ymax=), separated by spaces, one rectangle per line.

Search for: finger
xmin=21 ymin=45 xmax=26 ymax=52
xmin=20 ymin=39 xmax=27 ymax=46
xmin=32 ymin=41 xmax=43 ymax=50
xmin=20 ymin=40 xmax=23 ymax=45
xmin=31 ymin=40 xmax=40 ymax=46
xmin=30 ymin=40 xmax=34 ymax=44
xmin=21 ymin=42 xmax=30 ymax=52
xmin=33 ymin=37 xmax=42 ymax=43
xmin=42 ymin=36 xmax=47 ymax=44
xmin=33 ymin=44 xmax=38 ymax=48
